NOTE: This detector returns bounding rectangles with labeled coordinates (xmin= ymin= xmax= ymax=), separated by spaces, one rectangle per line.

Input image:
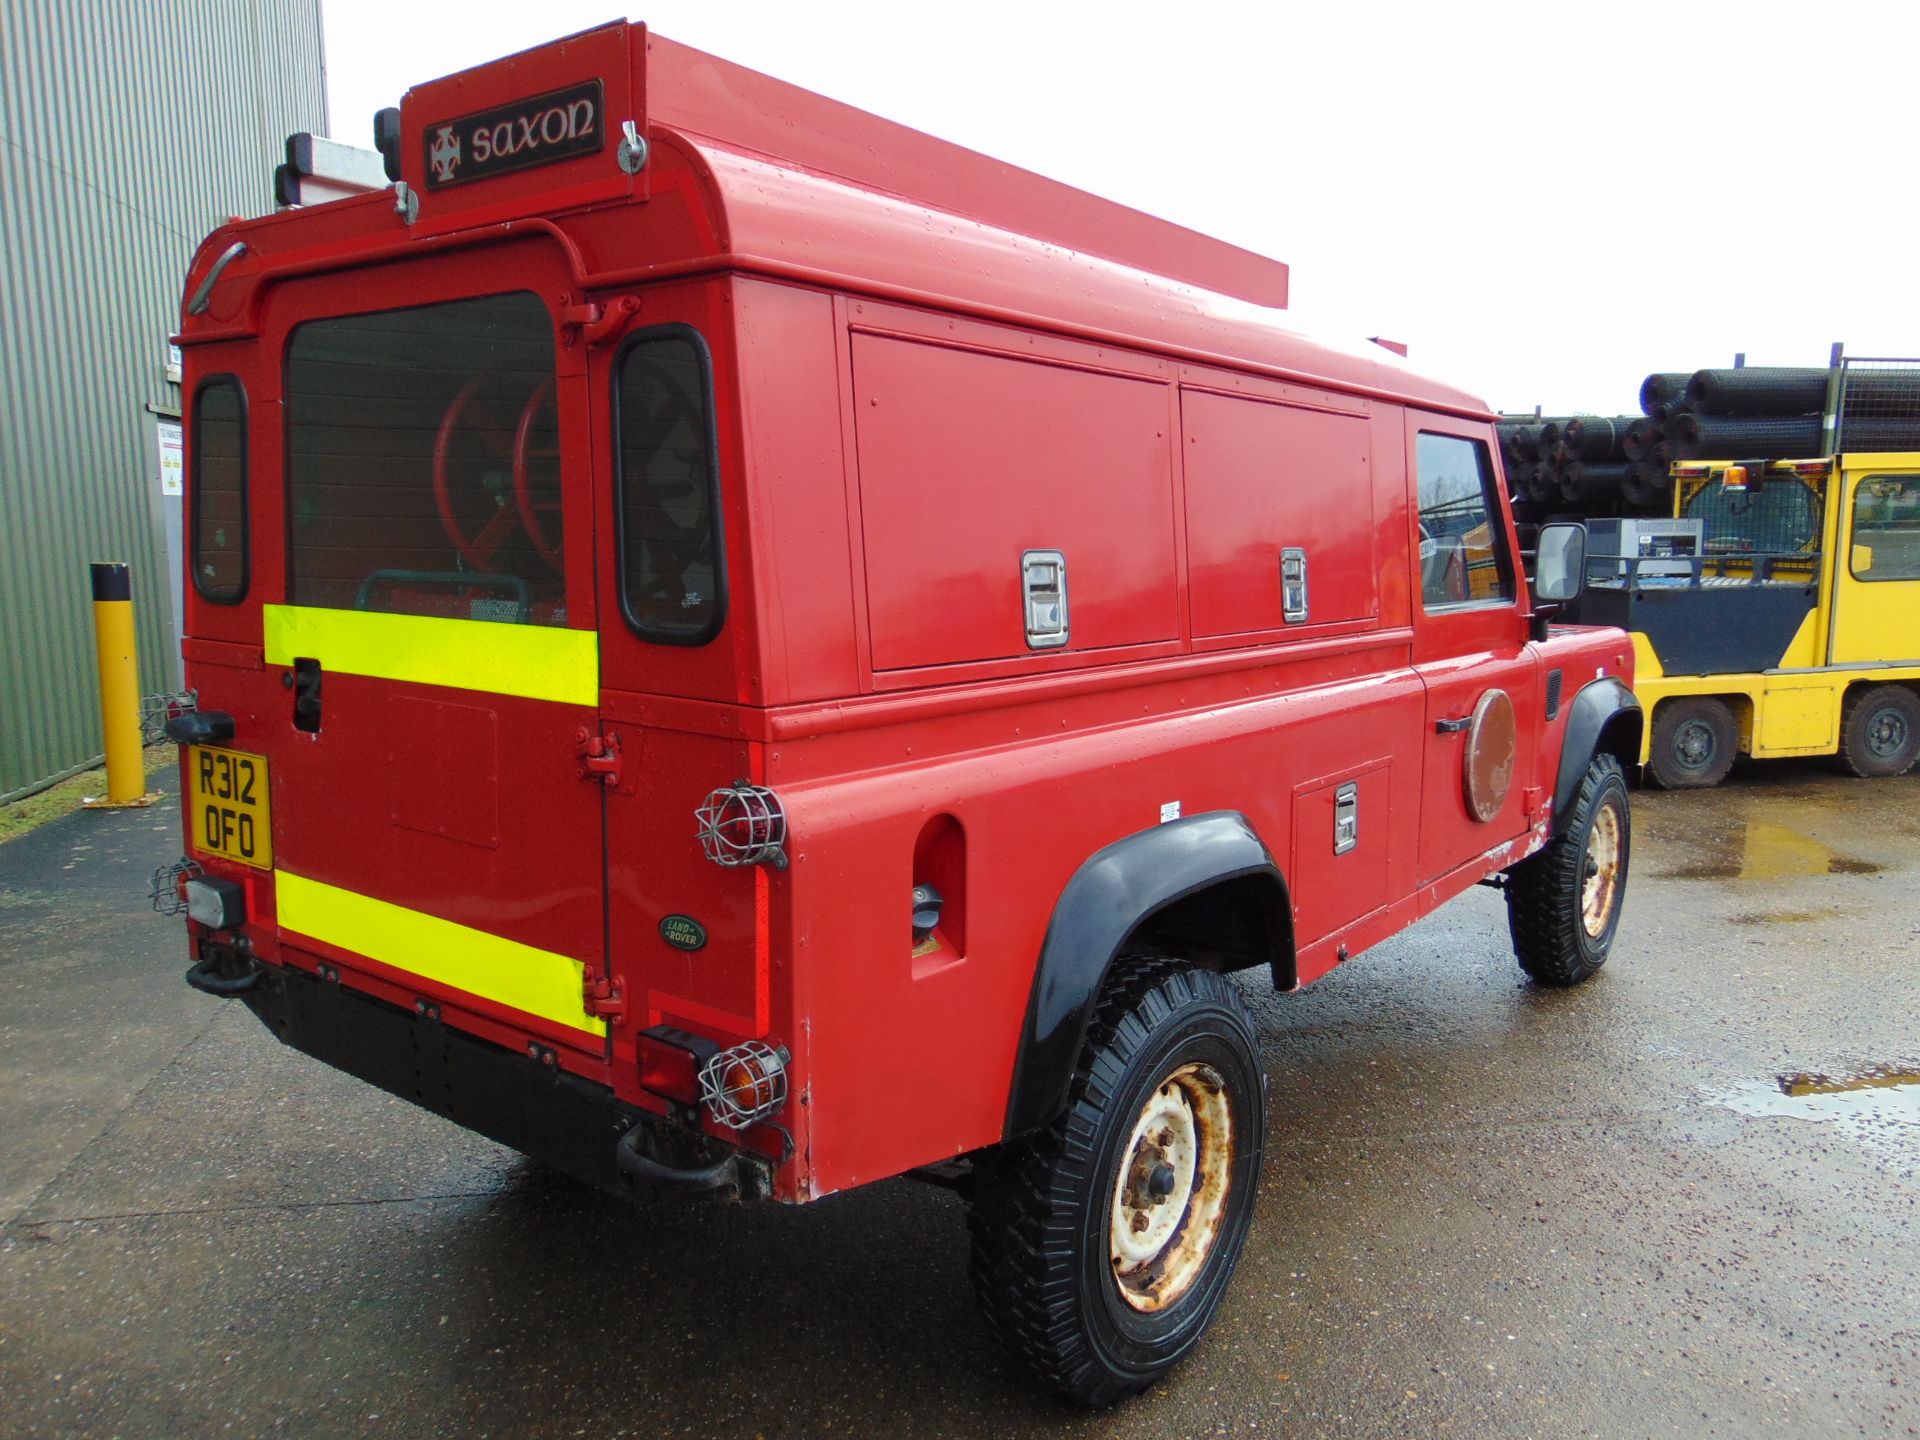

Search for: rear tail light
xmin=699 ymin=1040 xmax=790 ymax=1130
xmin=637 ymin=1026 xmax=718 ymax=1107
xmin=153 ymin=858 xmax=246 ymax=932
xmin=185 ymin=876 xmax=247 ymax=931
xmin=149 ymin=857 xmax=203 ymax=916
xmin=695 ymin=782 xmax=788 ymax=869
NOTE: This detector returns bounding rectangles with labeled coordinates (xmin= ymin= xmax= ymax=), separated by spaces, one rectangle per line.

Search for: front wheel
xmin=969 ymin=963 xmax=1266 ymax=1406
xmin=1506 ymin=753 xmax=1630 ymax=986
xmin=1647 ymin=696 xmax=1736 ymax=789
xmin=1836 ymin=684 xmax=1920 ymax=778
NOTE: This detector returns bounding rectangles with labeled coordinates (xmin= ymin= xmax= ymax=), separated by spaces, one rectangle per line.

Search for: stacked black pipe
xmin=1498 ymin=413 xmax=1638 ymax=523
xmin=1668 ymin=366 xmax=1851 ymax=458
xmin=1509 ymin=364 xmax=1869 ymax=525
xmin=1503 ymin=361 xmax=1920 ymax=527
xmin=1664 ymin=367 xmax=1829 ymax=464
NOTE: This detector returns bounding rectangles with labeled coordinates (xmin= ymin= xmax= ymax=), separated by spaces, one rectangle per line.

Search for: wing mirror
xmin=1533 ymin=523 xmax=1587 ymax=604
xmin=1530 ymin=523 xmax=1587 ymax=641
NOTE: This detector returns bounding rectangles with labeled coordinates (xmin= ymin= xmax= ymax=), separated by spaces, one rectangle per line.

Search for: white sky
xmin=321 ymin=0 xmax=1920 ymax=418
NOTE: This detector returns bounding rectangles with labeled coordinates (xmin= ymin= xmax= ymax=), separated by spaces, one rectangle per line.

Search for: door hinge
xmin=560 ymin=295 xmax=640 ymax=347
xmin=584 ymin=972 xmax=626 ymax=1024
xmin=576 ymin=727 xmax=622 ymax=787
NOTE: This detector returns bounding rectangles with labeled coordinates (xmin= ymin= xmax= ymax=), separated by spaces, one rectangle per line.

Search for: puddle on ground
xmin=1713 ymin=1066 xmax=1920 ymax=1165
xmin=1780 ymin=1066 xmax=1920 ymax=1097
xmin=1661 ymin=820 xmax=1884 ymax=882
xmin=1727 ymin=907 xmax=1842 ymax=926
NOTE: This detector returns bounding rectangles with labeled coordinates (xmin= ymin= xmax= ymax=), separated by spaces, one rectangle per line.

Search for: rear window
xmin=614 ymin=328 xmax=724 ymax=644
xmin=1415 ymin=433 xmax=1513 ymax=608
xmin=191 ymin=377 xmax=248 ymax=603
xmin=285 ymin=291 xmax=565 ymax=625
xmin=1684 ymin=475 xmax=1821 ymax=555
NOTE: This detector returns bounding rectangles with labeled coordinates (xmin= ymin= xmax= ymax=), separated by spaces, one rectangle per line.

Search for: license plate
xmin=188 ymin=746 xmax=273 ymax=870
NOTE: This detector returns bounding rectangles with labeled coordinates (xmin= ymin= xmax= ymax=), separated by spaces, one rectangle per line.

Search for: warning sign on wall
xmin=158 ymin=418 xmax=183 ymax=496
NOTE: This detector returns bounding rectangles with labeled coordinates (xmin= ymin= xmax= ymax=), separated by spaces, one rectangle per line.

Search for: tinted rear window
xmin=191 ymin=378 xmax=247 ymax=603
xmin=285 ymin=292 xmax=566 ymax=625
xmin=614 ymin=329 xmax=724 ymax=644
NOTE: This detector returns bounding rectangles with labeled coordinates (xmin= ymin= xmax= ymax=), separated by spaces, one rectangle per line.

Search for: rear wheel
xmin=969 ymin=963 xmax=1266 ymax=1406
xmin=1836 ymin=685 xmax=1920 ymax=778
xmin=1506 ymin=753 xmax=1630 ymax=986
xmin=1647 ymin=697 xmax=1737 ymax=789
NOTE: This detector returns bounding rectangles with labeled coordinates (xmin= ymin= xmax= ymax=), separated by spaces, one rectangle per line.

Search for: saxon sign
xmin=422 ymin=81 xmax=605 ymax=190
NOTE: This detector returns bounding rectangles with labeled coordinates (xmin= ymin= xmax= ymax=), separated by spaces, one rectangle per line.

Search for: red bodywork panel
xmin=173 ymin=23 xmax=1633 ymax=1203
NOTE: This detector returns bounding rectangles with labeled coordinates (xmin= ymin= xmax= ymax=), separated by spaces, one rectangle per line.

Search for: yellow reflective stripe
xmin=276 ymin=870 xmax=606 ymax=1039
xmin=262 ymin=605 xmax=597 ymax=706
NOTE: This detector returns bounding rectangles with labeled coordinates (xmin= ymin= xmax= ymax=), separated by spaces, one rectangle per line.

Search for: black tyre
xmin=1836 ymin=685 xmax=1920 ymax=778
xmin=1647 ymin=697 xmax=1737 ymax=789
xmin=1506 ymin=753 xmax=1630 ymax=986
xmin=969 ymin=963 xmax=1266 ymax=1406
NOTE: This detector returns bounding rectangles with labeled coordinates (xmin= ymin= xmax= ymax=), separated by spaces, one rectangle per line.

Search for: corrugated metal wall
xmin=0 ymin=0 xmax=325 ymax=800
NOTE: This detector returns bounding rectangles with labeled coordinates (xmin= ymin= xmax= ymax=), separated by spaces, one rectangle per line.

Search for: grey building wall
xmin=0 ymin=0 xmax=326 ymax=799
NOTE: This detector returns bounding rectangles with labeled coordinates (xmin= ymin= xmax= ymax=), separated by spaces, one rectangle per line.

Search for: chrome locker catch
xmin=1022 ymin=549 xmax=1069 ymax=649
xmin=1333 ymin=781 xmax=1358 ymax=854
xmin=1281 ymin=547 xmax=1309 ymax=624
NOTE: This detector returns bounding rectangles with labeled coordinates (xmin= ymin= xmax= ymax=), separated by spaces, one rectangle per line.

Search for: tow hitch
xmin=615 ymin=1119 xmax=773 ymax=1204
xmin=154 ymin=857 xmax=264 ymax=994
xmin=186 ymin=938 xmax=265 ymax=996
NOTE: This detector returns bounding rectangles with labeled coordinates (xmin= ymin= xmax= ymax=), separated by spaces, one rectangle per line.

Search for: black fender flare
xmin=1001 ymin=811 xmax=1289 ymax=1142
xmin=1552 ymin=676 xmax=1642 ymax=836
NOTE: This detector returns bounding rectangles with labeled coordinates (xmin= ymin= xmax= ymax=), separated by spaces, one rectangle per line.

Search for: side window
xmin=615 ymin=328 xmax=724 ymax=644
xmin=1850 ymin=475 xmax=1920 ymax=580
xmin=191 ymin=377 xmax=248 ymax=603
xmin=1416 ymin=432 xmax=1512 ymax=609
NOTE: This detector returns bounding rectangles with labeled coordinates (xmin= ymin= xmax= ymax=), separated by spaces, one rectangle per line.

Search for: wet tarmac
xmin=2 ymin=759 xmax=1917 ymax=1437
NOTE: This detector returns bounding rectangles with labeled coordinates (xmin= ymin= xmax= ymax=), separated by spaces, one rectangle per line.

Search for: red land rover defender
xmin=164 ymin=23 xmax=1639 ymax=1405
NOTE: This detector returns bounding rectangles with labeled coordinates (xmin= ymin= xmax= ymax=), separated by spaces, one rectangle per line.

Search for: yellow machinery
xmin=1579 ymin=454 xmax=1920 ymax=786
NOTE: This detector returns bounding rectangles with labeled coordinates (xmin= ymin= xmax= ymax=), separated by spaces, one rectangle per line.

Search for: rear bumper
xmin=235 ymin=962 xmax=771 ymax=1203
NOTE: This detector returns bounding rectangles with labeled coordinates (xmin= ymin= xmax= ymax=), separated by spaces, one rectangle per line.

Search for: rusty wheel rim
xmin=1109 ymin=1061 xmax=1233 ymax=1313
xmin=1580 ymin=798 xmax=1623 ymax=938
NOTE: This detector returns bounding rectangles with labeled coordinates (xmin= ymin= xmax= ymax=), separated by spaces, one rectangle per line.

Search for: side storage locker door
xmin=1177 ymin=385 xmax=1422 ymax=947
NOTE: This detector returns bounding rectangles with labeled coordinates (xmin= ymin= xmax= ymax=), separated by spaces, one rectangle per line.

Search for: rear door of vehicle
xmin=1405 ymin=414 xmax=1541 ymax=885
xmin=261 ymin=242 xmax=612 ymax=1060
xmin=588 ymin=281 xmax=770 ymax=1052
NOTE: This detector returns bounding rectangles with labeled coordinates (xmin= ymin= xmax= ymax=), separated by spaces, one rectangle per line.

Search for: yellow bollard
xmin=83 ymin=561 xmax=158 ymax=809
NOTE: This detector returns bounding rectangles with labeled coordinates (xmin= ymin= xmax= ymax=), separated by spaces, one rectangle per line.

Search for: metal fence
xmin=1836 ymin=358 xmax=1920 ymax=454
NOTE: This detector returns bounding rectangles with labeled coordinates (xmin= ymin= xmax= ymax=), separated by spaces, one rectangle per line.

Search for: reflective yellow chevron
xmin=275 ymin=870 xmax=605 ymax=1039
xmin=262 ymin=604 xmax=597 ymax=706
